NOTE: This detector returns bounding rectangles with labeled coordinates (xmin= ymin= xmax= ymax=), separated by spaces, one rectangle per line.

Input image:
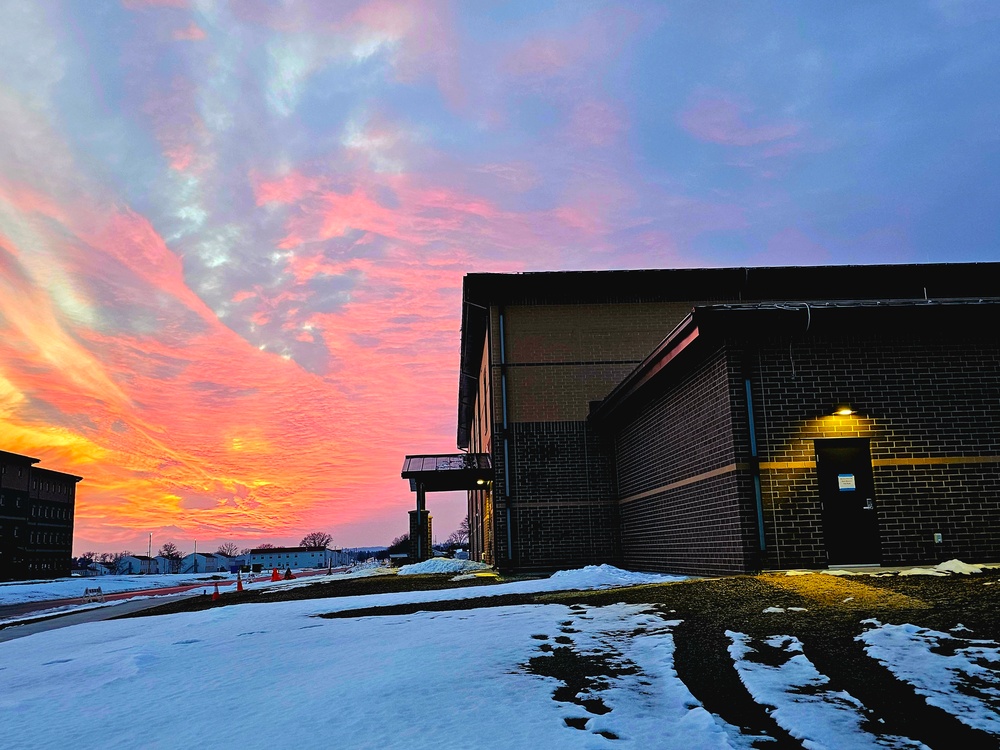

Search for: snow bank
xmin=547 ymin=564 xmax=682 ymax=589
xmin=931 ymin=559 xmax=983 ymax=575
xmin=397 ymin=558 xmax=492 ymax=575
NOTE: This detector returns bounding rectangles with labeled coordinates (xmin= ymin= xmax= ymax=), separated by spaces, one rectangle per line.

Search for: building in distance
xmin=0 ymin=450 xmax=82 ymax=581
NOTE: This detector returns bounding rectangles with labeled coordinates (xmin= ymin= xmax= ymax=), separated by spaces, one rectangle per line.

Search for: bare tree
xmin=216 ymin=542 xmax=239 ymax=557
xmin=445 ymin=516 xmax=470 ymax=546
xmin=98 ymin=550 xmax=132 ymax=574
xmin=256 ymin=543 xmax=276 ymax=549
xmin=300 ymin=531 xmax=333 ymax=548
xmin=239 ymin=547 xmax=253 ymax=555
xmin=158 ymin=542 xmax=182 ymax=573
xmin=387 ymin=533 xmax=409 ymax=554
xmin=158 ymin=541 xmax=182 ymax=559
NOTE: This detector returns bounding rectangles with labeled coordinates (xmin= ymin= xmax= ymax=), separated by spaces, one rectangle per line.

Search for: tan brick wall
xmin=504 ymin=302 xmax=692 ymax=364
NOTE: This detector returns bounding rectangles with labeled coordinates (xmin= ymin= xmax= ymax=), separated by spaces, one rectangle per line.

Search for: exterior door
xmin=816 ymin=438 xmax=880 ymax=565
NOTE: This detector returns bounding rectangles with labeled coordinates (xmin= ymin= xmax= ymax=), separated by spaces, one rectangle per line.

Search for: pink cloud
xmin=564 ymin=98 xmax=627 ymax=148
xmin=252 ymin=170 xmax=324 ymax=205
xmin=172 ymin=22 xmax=206 ymax=41
xmin=502 ymin=6 xmax=654 ymax=86
xmin=141 ymin=77 xmax=212 ymax=174
xmin=122 ymin=0 xmax=188 ymax=8
xmin=474 ymin=162 xmax=540 ymax=193
xmin=680 ymin=95 xmax=800 ymax=147
xmin=347 ymin=1 xmax=467 ymax=110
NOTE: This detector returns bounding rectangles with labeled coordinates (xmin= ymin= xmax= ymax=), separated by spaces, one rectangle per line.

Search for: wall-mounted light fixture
xmin=476 ymin=479 xmax=486 ymax=485
xmin=833 ymin=405 xmax=854 ymax=416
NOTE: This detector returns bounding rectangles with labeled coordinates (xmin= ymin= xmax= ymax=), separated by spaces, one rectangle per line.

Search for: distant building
xmin=179 ymin=552 xmax=231 ymax=574
xmin=249 ymin=546 xmax=349 ymax=570
xmin=119 ymin=555 xmax=156 ymax=575
xmin=154 ymin=554 xmax=181 ymax=574
xmin=0 ymin=450 xmax=82 ymax=581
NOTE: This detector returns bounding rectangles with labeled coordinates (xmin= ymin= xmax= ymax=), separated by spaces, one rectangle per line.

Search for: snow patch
xmin=858 ymin=621 xmax=1000 ymax=736
xmin=728 ymin=631 xmax=927 ymax=749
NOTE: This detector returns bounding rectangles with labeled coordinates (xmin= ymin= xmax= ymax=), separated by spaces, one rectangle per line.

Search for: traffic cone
xmin=212 ymin=583 xmax=220 ymax=601
xmin=271 ymin=567 xmax=280 ymax=581
xmin=236 ymin=571 xmax=244 ymax=592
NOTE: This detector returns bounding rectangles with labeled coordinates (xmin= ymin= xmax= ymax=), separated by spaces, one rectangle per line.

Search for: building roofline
xmin=459 ymin=262 xmax=1000 ymax=447
xmin=591 ymin=296 xmax=1000 ymax=422
xmin=30 ymin=466 xmax=84 ymax=482
xmin=0 ymin=450 xmax=41 ymax=465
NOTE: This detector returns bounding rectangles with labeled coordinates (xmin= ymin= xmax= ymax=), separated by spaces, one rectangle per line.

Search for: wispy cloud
xmin=680 ymin=94 xmax=801 ymax=147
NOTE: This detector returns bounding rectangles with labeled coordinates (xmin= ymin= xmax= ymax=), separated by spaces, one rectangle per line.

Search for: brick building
xmin=455 ymin=263 xmax=1000 ymax=575
xmin=0 ymin=450 xmax=82 ymax=581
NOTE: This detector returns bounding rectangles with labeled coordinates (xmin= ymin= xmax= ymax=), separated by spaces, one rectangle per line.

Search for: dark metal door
xmin=816 ymin=439 xmax=880 ymax=565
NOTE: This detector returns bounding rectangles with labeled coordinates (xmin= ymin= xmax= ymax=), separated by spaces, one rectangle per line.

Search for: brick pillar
xmin=409 ymin=510 xmax=433 ymax=562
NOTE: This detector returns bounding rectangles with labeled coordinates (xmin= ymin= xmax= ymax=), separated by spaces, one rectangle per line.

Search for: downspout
xmin=744 ymin=377 xmax=766 ymax=553
xmin=499 ymin=309 xmax=513 ymax=562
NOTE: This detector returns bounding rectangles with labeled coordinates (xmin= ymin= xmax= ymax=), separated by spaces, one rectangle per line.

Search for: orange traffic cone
xmin=271 ymin=568 xmax=280 ymax=581
xmin=212 ymin=583 xmax=220 ymax=601
xmin=236 ymin=572 xmax=244 ymax=592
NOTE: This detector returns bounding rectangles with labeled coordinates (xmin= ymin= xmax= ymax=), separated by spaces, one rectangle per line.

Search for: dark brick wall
xmin=613 ymin=345 xmax=760 ymax=575
xmin=501 ymin=420 xmax=618 ymax=571
xmin=751 ymin=331 xmax=1000 ymax=568
xmin=620 ymin=471 xmax=751 ymax=575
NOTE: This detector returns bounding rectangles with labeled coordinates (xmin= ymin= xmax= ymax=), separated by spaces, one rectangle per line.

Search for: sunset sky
xmin=1 ymin=1 xmax=998 ymax=555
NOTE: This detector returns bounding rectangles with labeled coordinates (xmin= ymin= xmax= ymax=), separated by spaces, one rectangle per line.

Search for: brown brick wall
xmin=506 ymin=363 xmax=638 ymax=422
xmin=503 ymin=302 xmax=693 ymax=365
xmin=614 ymin=345 xmax=760 ymax=575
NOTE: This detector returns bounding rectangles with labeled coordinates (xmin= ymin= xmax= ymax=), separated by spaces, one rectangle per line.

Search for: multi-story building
xmin=455 ymin=263 xmax=1000 ymax=574
xmin=0 ymin=450 xmax=82 ymax=580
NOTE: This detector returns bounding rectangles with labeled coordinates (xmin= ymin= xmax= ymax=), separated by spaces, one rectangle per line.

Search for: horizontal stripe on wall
xmin=619 ymin=463 xmax=739 ymax=505
xmin=873 ymin=455 xmax=1000 ymax=467
xmin=504 ymin=360 xmax=643 ymax=368
xmin=497 ymin=500 xmax=617 ymax=509
xmin=616 ymin=455 xmax=1000 ymax=506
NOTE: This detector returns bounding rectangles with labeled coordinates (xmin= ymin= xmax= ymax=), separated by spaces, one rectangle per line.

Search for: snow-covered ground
xmin=1 ymin=563 xmax=997 ymax=749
